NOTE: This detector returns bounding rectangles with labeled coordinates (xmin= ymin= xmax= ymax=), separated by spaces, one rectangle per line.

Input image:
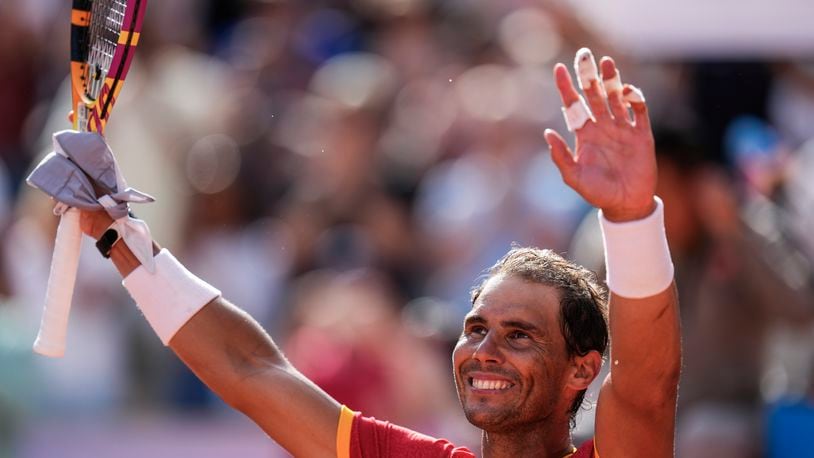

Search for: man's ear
xmin=566 ymin=350 xmax=602 ymax=391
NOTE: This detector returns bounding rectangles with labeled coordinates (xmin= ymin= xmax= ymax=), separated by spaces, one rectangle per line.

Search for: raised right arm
xmin=172 ymin=297 xmax=342 ymax=457
xmin=83 ymin=211 xmax=343 ymax=458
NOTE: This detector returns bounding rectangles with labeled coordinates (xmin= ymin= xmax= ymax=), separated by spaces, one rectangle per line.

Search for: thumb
xmin=544 ymin=129 xmax=579 ymax=187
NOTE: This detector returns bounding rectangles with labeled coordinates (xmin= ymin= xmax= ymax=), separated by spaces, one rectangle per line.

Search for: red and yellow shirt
xmin=337 ymin=406 xmax=598 ymax=458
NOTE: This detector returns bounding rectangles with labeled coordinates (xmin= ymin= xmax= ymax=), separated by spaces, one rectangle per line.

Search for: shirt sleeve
xmin=337 ymin=405 xmax=355 ymax=458
xmin=336 ymin=406 xmax=475 ymax=458
xmin=571 ymin=438 xmax=597 ymax=458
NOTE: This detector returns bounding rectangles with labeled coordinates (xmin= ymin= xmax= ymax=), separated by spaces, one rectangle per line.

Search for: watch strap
xmin=96 ymin=226 xmax=121 ymax=258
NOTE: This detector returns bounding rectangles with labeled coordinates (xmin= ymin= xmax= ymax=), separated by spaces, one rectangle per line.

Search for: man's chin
xmin=462 ymin=404 xmax=517 ymax=431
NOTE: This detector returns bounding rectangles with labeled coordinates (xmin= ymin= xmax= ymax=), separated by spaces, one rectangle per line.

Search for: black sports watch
xmin=96 ymin=227 xmax=121 ymax=258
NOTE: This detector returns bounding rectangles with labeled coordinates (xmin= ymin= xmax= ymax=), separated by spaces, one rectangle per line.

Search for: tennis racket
xmin=33 ymin=0 xmax=147 ymax=357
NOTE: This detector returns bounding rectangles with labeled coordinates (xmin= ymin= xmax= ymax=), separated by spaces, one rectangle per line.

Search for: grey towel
xmin=27 ymin=130 xmax=154 ymax=219
xmin=27 ymin=130 xmax=157 ymax=272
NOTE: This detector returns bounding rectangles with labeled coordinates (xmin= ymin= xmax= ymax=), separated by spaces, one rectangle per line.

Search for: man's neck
xmin=480 ymin=422 xmax=574 ymax=458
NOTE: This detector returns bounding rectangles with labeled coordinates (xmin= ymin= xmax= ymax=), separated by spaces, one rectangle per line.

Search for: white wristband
xmin=123 ymin=249 xmax=221 ymax=345
xmin=599 ymin=197 xmax=674 ymax=298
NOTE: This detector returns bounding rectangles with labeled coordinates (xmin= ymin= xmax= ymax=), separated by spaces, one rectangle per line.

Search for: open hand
xmin=545 ymin=51 xmax=656 ymax=222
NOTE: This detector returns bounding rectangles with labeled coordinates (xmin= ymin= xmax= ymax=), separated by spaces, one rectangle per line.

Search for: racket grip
xmin=33 ymin=208 xmax=83 ymax=358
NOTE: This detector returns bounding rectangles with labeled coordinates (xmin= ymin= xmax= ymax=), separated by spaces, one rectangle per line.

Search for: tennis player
xmin=80 ymin=50 xmax=680 ymax=457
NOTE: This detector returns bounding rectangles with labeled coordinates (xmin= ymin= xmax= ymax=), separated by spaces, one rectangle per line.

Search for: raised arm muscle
xmin=595 ymin=285 xmax=681 ymax=457
xmin=106 ymin=239 xmax=341 ymax=457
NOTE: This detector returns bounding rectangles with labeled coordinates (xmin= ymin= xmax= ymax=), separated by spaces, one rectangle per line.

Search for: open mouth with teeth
xmin=469 ymin=377 xmax=515 ymax=391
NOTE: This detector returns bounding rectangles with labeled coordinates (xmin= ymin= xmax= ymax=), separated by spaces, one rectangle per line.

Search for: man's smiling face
xmin=453 ymin=274 xmax=572 ymax=432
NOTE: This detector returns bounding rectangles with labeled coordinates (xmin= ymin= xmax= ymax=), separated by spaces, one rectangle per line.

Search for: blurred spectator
xmin=764 ymin=354 xmax=814 ymax=457
xmin=282 ymin=269 xmax=475 ymax=446
xmin=769 ymin=63 xmax=814 ymax=147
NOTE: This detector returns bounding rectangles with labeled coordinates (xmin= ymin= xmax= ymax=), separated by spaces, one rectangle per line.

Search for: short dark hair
xmin=470 ymin=246 xmax=609 ymax=427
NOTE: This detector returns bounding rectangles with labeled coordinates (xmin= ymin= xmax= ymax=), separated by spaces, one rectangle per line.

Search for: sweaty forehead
xmin=470 ymin=274 xmax=561 ymax=327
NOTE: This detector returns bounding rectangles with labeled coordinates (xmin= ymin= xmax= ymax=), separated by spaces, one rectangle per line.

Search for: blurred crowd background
xmin=2 ymin=0 xmax=814 ymax=457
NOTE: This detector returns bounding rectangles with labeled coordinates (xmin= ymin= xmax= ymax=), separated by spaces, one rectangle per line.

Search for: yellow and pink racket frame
xmin=69 ymin=0 xmax=147 ymax=133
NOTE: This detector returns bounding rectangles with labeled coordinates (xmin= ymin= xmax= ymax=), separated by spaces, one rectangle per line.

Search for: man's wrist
xmin=601 ymin=198 xmax=657 ymax=223
xmin=599 ymin=196 xmax=674 ymax=298
xmin=109 ymin=241 xmax=141 ymax=278
xmin=105 ymin=235 xmax=161 ymax=278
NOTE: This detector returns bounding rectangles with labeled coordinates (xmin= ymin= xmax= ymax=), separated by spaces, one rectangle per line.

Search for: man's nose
xmin=472 ymin=332 xmax=504 ymax=364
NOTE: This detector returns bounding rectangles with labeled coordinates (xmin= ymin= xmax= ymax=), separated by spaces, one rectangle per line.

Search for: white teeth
xmin=472 ymin=378 xmax=511 ymax=390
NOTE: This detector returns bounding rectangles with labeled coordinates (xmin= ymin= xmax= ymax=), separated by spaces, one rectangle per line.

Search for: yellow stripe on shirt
xmin=336 ymin=405 xmax=354 ymax=458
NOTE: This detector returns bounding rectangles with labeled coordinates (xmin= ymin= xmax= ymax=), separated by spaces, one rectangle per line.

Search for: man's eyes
xmin=466 ymin=325 xmax=487 ymax=336
xmin=508 ymin=330 xmax=530 ymax=339
xmin=464 ymin=327 xmax=530 ymax=340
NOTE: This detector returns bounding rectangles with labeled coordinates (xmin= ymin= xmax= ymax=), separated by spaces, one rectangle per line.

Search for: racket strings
xmin=85 ymin=0 xmax=127 ymax=101
xmin=77 ymin=0 xmax=127 ymax=131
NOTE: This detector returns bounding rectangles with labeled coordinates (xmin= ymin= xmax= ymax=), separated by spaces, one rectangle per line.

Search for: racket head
xmin=69 ymin=0 xmax=147 ymax=134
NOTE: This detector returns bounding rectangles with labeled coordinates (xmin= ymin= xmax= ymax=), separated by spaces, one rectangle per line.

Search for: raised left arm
xmin=546 ymin=49 xmax=680 ymax=457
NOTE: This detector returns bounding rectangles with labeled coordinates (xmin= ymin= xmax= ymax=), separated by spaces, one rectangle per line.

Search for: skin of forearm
xmin=106 ymin=240 xmax=340 ymax=456
xmin=608 ymin=284 xmax=681 ymax=407
xmin=107 ymin=241 xmax=289 ymax=399
xmin=171 ymin=298 xmax=340 ymax=456
xmin=170 ymin=297 xmax=290 ymax=405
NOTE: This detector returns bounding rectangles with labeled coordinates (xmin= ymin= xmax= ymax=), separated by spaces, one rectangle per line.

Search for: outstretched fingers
xmin=623 ymin=84 xmax=652 ymax=134
xmin=555 ymin=64 xmax=593 ymax=132
xmin=544 ymin=128 xmax=580 ymax=187
xmin=600 ymin=57 xmax=630 ymax=125
xmin=575 ymin=48 xmax=610 ymax=121
xmin=554 ymin=63 xmax=581 ymax=107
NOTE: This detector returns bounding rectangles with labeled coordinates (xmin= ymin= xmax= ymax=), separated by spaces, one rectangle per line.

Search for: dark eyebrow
xmin=463 ymin=315 xmax=543 ymax=335
xmin=501 ymin=320 xmax=542 ymax=334
xmin=463 ymin=315 xmax=487 ymax=327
